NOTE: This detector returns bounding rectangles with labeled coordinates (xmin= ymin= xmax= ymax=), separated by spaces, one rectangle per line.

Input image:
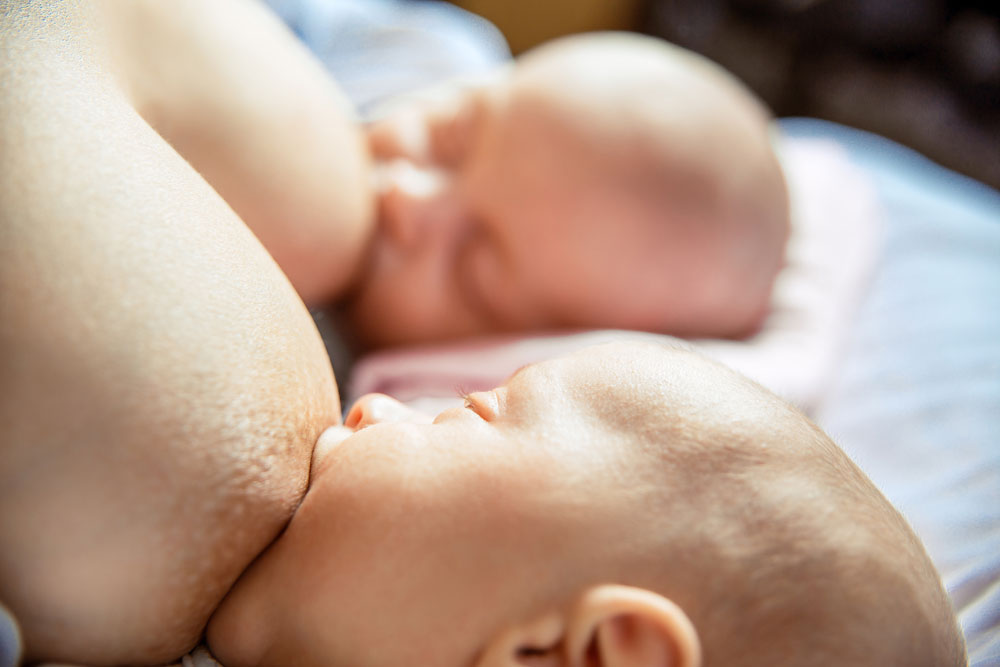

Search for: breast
xmin=0 ymin=124 xmax=341 ymax=664
xmin=0 ymin=20 xmax=342 ymax=657
xmin=0 ymin=316 xmax=340 ymax=664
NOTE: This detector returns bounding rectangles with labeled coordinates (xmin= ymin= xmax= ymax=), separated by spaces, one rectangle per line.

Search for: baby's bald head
xmin=503 ymin=33 xmax=791 ymax=334
xmin=593 ymin=343 xmax=965 ymax=666
xmin=209 ymin=341 xmax=964 ymax=666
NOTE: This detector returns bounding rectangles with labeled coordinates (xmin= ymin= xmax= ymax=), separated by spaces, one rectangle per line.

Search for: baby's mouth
xmin=309 ymin=424 xmax=354 ymax=481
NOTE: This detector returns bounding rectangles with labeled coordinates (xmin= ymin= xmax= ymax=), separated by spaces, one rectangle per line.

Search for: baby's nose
xmin=344 ymin=393 xmax=433 ymax=429
xmin=374 ymin=159 xmax=461 ymax=250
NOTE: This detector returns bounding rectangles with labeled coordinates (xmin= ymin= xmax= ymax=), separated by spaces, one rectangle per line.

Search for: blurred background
xmin=447 ymin=0 xmax=1000 ymax=190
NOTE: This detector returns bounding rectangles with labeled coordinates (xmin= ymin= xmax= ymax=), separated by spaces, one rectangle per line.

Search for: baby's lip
xmin=309 ymin=424 xmax=354 ymax=479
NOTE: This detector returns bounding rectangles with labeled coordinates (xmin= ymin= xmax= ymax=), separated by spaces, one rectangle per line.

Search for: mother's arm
xmin=0 ymin=2 xmax=341 ymax=663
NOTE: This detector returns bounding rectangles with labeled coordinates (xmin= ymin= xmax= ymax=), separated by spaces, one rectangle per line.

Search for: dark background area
xmin=449 ymin=0 xmax=1000 ymax=190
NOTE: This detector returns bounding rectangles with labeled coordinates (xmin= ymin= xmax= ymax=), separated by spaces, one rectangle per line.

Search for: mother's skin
xmin=0 ymin=1 xmax=369 ymax=662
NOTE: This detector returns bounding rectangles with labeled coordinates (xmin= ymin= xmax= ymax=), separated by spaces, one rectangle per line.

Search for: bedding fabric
xmin=784 ymin=118 xmax=1000 ymax=666
xmin=0 ymin=605 xmax=18 ymax=667
xmin=264 ymin=0 xmax=509 ymax=116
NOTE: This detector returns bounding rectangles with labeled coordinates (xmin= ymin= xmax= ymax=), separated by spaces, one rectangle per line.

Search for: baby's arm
xmin=104 ymin=0 xmax=375 ymax=306
xmin=0 ymin=2 xmax=340 ymax=663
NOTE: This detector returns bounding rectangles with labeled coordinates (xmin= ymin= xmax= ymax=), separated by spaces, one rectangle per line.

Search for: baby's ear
xmin=475 ymin=585 xmax=701 ymax=667
xmin=566 ymin=585 xmax=701 ymax=667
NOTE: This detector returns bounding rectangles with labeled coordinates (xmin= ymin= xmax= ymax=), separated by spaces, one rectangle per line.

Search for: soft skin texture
xmin=208 ymin=342 xmax=965 ymax=667
xmin=0 ymin=2 xmax=344 ymax=662
xmin=347 ymin=33 xmax=790 ymax=348
xmin=0 ymin=5 xmax=962 ymax=663
xmin=102 ymin=0 xmax=375 ymax=306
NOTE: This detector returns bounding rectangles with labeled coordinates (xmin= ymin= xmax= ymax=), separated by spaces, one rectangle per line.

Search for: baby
xmin=206 ymin=341 xmax=964 ymax=666
xmin=342 ymin=32 xmax=790 ymax=348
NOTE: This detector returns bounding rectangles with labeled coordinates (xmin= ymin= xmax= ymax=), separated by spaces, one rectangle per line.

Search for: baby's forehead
xmin=557 ymin=341 xmax=736 ymax=402
xmin=548 ymin=342 xmax=805 ymax=449
xmin=549 ymin=343 xmax=723 ymax=415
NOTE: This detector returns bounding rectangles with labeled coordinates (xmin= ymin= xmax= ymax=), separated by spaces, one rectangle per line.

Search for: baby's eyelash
xmin=455 ymin=387 xmax=475 ymax=409
xmin=457 ymin=388 xmax=491 ymax=420
xmin=456 ymin=387 xmax=500 ymax=422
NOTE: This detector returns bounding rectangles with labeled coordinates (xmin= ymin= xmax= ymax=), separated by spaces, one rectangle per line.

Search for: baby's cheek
xmin=348 ymin=264 xmax=477 ymax=346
